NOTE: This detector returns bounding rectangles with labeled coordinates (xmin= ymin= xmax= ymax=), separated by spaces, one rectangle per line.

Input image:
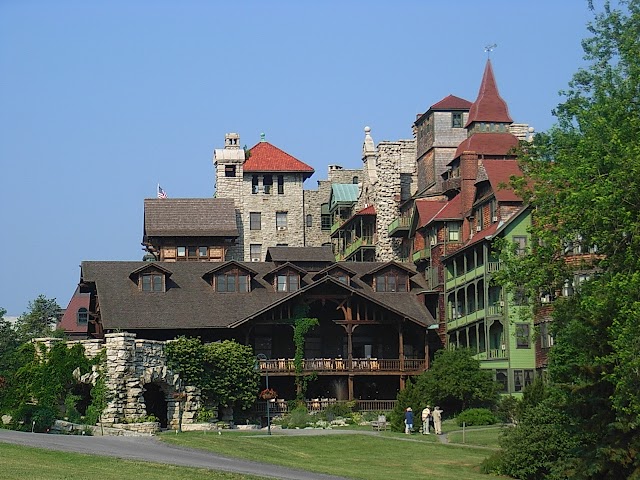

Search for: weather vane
xmin=484 ymin=44 xmax=497 ymax=58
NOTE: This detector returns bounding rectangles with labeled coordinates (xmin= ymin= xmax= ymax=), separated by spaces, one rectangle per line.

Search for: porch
xmin=257 ymin=357 xmax=427 ymax=375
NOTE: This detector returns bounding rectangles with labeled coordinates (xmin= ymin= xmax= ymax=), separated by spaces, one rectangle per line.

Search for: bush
xmin=12 ymin=404 xmax=56 ymax=432
xmin=279 ymin=405 xmax=311 ymax=429
xmin=495 ymin=395 xmax=520 ymax=424
xmin=456 ymin=408 xmax=497 ymax=427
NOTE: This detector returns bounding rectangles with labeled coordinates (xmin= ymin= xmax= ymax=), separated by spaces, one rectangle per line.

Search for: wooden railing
xmin=257 ymin=358 xmax=426 ymax=373
xmin=255 ymin=399 xmax=398 ymax=414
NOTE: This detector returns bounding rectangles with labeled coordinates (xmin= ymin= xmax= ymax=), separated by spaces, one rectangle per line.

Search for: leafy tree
xmin=166 ymin=337 xmax=259 ymax=414
xmin=495 ymin=1 xmax=640 ymax=477
xmin=0 ymin=307 xmax=21 ymax=409
xmin=14 ymin=295 xmax=61 ymax=343
xmin=390 ymin=348 xmax=497 ymax=431
xmin=290 ymin=304 xmax=319 ymax=401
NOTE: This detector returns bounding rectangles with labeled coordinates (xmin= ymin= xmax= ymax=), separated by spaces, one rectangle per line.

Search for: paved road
xmin=0 ymin=429 xmax=349 ymax=480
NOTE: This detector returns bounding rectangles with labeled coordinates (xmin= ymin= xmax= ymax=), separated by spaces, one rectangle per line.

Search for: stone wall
xmin=37 ymin=333 xmax=203 ymax=431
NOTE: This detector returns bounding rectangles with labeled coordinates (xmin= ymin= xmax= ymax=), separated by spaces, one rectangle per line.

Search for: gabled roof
xmin=433 ymin=195 xmax=463 ymax=221
xmin=329 ymin=184 xmax=360 ymax=210
xmin=415 ymin=199 xmax=448 ymax=229
xmin=80 ymin=260 xmax=435 ymax=331
xmin=203 ymin=260 xmax=258 ymax=277
xmin=244 ymin=141 xmax=314 ymax=179
xmin=265 ymin=246 xmax=335 ymax=263
xmin=481 ymin=160 xmax=524 ymax=202
xmin=264 ymin=261 xmax=308 ymax=277
xmin=465 ymin=59 xmax=513 ymax=127
xmin=129 ymin=263 xmax=173 ymax=277
xmin=454 ymin=133 xmax=519 ymax=159
xmin=355 ymin=205 xmax=376 ymax=216
xmin=430 ymin=94 xmax=472 ymax=111
xmin=312 ymin=263 xmax=357 ymax=281
xmin=143 ymin=198 xmax=238 ymax=239
xmin=362 ymin=261 xmax=417 ymax=277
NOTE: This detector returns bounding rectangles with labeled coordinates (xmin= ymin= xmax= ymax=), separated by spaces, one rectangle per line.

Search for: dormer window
xmin=374 ymin=269 xmax=408 ymax=292
xmin=277 ymin=270 xmax=300 ymax=292
xmin=215 ymin=267 xmax=249 ymax=293
xmin=77 ymin=308 xmax=89 ymax=325
xmin=141 ymin=273 xmax=164 ymax=292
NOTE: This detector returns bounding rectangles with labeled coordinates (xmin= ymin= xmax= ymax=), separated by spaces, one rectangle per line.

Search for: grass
xmin=447 ymin=426 xmax=503 ymax=448
xmin=0 ymin=442 xmax=266 ymax=480
xmin=160 ymin=430 xmax=502 ymax=480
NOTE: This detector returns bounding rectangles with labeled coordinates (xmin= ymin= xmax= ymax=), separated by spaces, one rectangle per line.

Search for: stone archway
xmin=142 ymin=382 xmax=169 ymax=428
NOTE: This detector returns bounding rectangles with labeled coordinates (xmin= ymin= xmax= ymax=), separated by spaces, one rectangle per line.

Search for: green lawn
xmin=0 ymin=442 xmax=265 ymax=480
xmin=161 ymin=430 xmax=501 ymax=480
xmin=447 ymin=426 xmax=503 ymax=448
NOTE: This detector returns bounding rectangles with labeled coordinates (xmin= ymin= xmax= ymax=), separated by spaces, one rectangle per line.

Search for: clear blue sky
xmin=0 ymin=0 xmax=594 ymax=316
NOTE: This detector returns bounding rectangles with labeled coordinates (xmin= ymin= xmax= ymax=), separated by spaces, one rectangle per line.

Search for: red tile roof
xmin=415 ymin=199 xmax=447 ymax=228
xmin=454 ymin=132 xmax=519 ymax=158
xmin=434 ymin=195 xmax=463 ymax=220
xmin=244 ymin=141 xmax=314 ymax=178
xmin=481 ymin=160 xmax=524 ymax=202
xmin=355 ymin=205 xmax=376 ymax=216
xmin=465 ymin=60 xmax=513 ymax=127
xmin=430 ymin=94 xmax=472 ymax=111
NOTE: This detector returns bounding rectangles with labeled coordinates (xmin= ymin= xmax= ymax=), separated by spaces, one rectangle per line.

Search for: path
xmin=0 ymin=429 xmax=348 ymax=480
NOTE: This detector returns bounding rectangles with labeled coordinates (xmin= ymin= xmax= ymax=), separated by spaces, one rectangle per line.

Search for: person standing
xmin=404 ymin=407 xmax=413 ymax=434
xmin=421 ymin=405 xmax=431 ymax=434
xmin=433 ymin=406 xmax=443 ymax=435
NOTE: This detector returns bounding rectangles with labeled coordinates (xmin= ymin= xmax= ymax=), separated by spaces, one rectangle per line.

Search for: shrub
xmin=495 ymin=395 xmax=520 ymax=424
xmin=456 ymin=408 xmax=497 ymax=427
xmin=12 ymin=404 xmax=56 ymax=432
xmin=280 ymin=405 xmax=311 ymax=429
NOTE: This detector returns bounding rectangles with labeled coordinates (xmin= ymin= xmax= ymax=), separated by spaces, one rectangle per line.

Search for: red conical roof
xmin=465 ymin=60 xmax=513 ymax=127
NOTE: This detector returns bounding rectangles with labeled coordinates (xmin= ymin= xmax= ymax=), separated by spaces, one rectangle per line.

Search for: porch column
xmin=398 ymin=322 xmax=404 ymax=371
xmin=348 ymin=375 xmax=354 ymax=401
xmin=424 ymin=330 xmax=430 ymax=371
xmin=400 ymin=374 xmax=406 ymax=391
xmin=347 ymin=324 xmax=353 ymax=370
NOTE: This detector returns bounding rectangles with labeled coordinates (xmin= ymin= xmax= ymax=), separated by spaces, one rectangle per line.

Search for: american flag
xmin=157 ymin=184 xmax=167 ymax=199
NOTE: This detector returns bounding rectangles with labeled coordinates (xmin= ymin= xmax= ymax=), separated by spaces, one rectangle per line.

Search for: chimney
xmin=460 ymin=151 xmax=478 ymax=241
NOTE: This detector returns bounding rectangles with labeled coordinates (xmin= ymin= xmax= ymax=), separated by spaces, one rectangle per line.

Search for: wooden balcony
xmin=412 ymin=247 xmax=431 ymax=263
xmin=257 ymin=357 xmax=426 ymax=375
xmin=442 ymin=177 xmax=461 ymax=194
xmin=255 ymin=399 xmax=398 ymax=414
xmin=387 ymin=216 xmax=412 ymax=237
xmin=336 ymin=235 xmax=377 ymax=261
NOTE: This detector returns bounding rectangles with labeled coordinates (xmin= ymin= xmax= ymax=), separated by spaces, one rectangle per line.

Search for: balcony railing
xmin=412 ymin=247 xmax=431 ymax=263
xmin=330 ymin=219 xmax=345 ymax=235
xmin=257 ymin=357 xmax=426 ymax=374
xmin=388 ymin=216 xmax=412 ymax=237
xmin=255 ymin=399 xmax=398 ymax=414
xmin=442 ymin=177 xmax=461 ymax=194
xmin=487 ymin=261 xmax=503 ymax=273
xmin=336 ymin=235 xmax=377 ymax=261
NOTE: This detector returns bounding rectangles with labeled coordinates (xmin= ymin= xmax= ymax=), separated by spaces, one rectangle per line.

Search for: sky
xmin=0 ymin=0 xmax=596 ymax=316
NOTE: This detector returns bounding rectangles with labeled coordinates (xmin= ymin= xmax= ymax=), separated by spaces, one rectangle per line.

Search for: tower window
xmin=263 ymin=175 xmax=273 ymax=194
xmin=252 ymin=175 xmax=259 ymax=194
xmin=277 ymin=175 xmax=284 ymax=194
xmin=452 ymin=112 xmax=463 ymax=128
xmin=306 ymin=214 xmax=313 ymax=227
xmin=225 ymin=165 xmax=236 ymax=177
xmin=250 ymin=212 xmax=262 ymax=230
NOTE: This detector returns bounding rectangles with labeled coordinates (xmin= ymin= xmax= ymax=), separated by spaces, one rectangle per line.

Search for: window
xmin=374 ymin=271 xmax=408 ymax=292
xmin=321 ymin=206 xmax=331 ymax=230
xmin=448 ymin=223 xmax=460 ymax=242
xmin=141 ymin=274 xmax=164 ymax=292
xmin=514 ymin=286 xmax=528 ymax=306
xmin=277 ymin=175 xmax=284 ymax=194
xmin=177 ymin=246 xmax=186 ymax=258
xmin=306 ymin=214 xmax=313 ymax=227
xmin=276 ymin=212 xmax=287 ymax=230
xmin=514 ymin=370 xmax=524 ymax=392
xmin=496 ymin=369 xmax=508 ymax=393
xmin=513 ymin=236 xmax=528 ymax=256
xmin=250 ymin=212 xmax=261 ymax=230
xmin=188 ymin=246 xmax=198 ymax=259
xmin=277 ymin=271 xmax=300 ymax=292
xmin=215 ymin=269 xmax=249 ymax=293
xmin=516 ymin=323 xmax=530 ymax=348
xmin=452 ymin=112 xmax=463 ymax=128
xmin=198 ymin=246 xmax=208 ymax=258
xmin=252 ymin=175 xmax=259 ymax=194
xmin=490 ymin=200 xmax=497 ymax=221
xmin=224 ymin=165 xmax=236 ymax=177
xmin=524 ymin=369 xmax=534 ymax=388
xmin=263 ymin=175 xmax=273 ymax=194
xmin=352 ymin=176 xmax=359 ymax=184
xmin=250 ymin=244 xmax=261 ymax=262
xmin=77 ymin=308 xmax=88 ymax=325
xmin=540 ymin=322 xmax=554 ymax=348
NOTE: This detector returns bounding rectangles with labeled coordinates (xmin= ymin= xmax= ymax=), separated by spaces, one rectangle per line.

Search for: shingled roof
xmin=454 ymin=132 xmax=519 ymax=159
xmin=265 ymin=246 xmax=335 ymax=263
xmin=465 ymin=59 xmax=513 ymax=127
xmin=243 ymin=141 xmax=314 ymax=179
xmin=80 ymin=260 xmax=435 ymax=332
xmin=480 ymin=159 xmax=524 ymax=202
xmin=143 ymin=198 xmax=238 ymax=239
xmin=430 ymin=94 xmax=472 ymax=111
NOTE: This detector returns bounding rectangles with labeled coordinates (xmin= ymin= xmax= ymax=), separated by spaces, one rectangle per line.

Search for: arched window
xmin=77 ymin=308 xmax=89 ymax=324
xmin=306 ymin=214 xmax=313 ymax=227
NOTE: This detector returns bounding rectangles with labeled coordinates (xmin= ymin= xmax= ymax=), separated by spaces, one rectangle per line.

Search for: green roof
xmin=329 ymin=184 xmax=359 ymax=211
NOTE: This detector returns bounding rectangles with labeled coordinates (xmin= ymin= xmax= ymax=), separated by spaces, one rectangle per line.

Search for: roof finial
xmin=484 ymin=43 xmax=497 ymax=59
xmin=260 ymin=132 xmax=266 ymax=142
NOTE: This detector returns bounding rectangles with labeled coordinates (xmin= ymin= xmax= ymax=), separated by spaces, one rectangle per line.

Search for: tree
xmin=14 ymin=295 xmax=61 ymax=343
xmin=390 ymin=348 xmax=497 ymax=431
xmin=166 ymin=337 xmax=259 ymax=415
xmin=495 ymin=1 xmax=640 ymax=477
